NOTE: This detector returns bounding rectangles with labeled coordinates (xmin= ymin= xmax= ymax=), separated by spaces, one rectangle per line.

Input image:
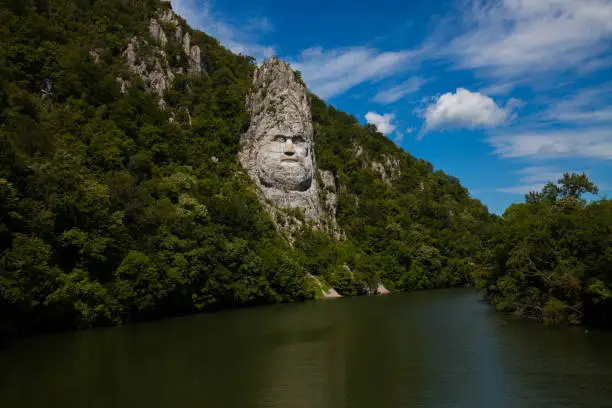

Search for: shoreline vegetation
xmin=473 ymin=173 xmax=612 ymax=327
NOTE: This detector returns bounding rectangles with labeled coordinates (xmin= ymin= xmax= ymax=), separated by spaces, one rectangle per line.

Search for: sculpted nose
xmin=284 ymin=139 xmax=295 ymax=155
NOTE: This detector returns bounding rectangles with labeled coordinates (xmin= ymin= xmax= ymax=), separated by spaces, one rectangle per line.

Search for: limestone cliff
xmin=118 ymin=8 xmax=203 ymax=110
xmin=239 ymin=58 xmax=341 ymax=238
xmin=354 ymin=144 xmax=402 ymax=185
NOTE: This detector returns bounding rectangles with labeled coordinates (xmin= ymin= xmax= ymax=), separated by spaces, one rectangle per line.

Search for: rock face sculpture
xmin=239 ymin=58 xmax=327 ymax=228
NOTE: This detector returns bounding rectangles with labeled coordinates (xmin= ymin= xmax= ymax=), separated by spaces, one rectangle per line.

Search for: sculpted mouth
xmin=281 ymin=157 xmax=298 ymax=162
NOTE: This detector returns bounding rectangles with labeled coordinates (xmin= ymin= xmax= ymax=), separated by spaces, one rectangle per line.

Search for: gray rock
xmin=124 ymin=38 xmax=139 ymax=68
xmin=183 ymin=32 xmax=191 ymax=56
xmin=182 ymin=32 xmax=201 ymax=74
xmin=189 ymin=44 xmax=202 ymax=74
xmin=89 ymin=48 xmax=103 ymax=64
xmin=239 ymin=57 xmax=326 ymax=230
xmin=149 ymin=18 xmax=167 ymax=48
xmin=318 ymin=169 xmax=341 ymax=233
xmin=123 ymin=37 xmax=173 ymax=107
xmin=376 ymin=282 xmax=391 ymax=295
xmin=41 ymin=78 xmax=52 ymax=99
xmin=372 ymin=155 xmax=401 ymax=185
xmin=116 ymin=77 xmax=130 ymax=94
xmin=319 ymin=169 xmax=336 ymax=191
xmin=157 ymin=8 xmax=183 ymax=42
xmin=309 ymin=274 xmax=342 ymax=299
xmin=158 ymin=8 xmax=179 ymax=25
xmin=121 ymin=7 xmax=204 ymax=107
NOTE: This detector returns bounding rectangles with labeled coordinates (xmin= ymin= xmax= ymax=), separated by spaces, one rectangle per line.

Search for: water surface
xmin=1 ymin=289 xmax=611 ymax=407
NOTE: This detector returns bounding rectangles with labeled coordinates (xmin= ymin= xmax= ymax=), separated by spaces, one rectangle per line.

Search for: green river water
xmin=1 ymin=289 xmax=611 ymax=407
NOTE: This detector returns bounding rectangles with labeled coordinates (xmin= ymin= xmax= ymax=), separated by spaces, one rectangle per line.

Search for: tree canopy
xmin=474 ymin=173 xmax=612 ymax=326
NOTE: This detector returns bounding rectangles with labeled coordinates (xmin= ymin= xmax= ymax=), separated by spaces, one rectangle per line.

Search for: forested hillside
xmin=296 ymin=95 xmax=493 ymax=295
xmin=1 ymin=0 xmax=492 ymax=341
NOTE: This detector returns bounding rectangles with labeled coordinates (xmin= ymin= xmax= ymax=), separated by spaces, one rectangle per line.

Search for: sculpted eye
xmin=274 ymin=135 xmax=286 ymax=143
xmin=293 ymin=136 xmax=305 ymax=144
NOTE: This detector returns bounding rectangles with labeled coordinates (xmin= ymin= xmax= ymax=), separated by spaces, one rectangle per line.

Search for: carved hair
xmin=240 ymin=58 xmax=314 ymax=173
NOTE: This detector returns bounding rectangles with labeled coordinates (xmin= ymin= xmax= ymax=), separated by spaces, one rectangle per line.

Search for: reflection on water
xmin=1 ymin=289 xmax=612 ymax=408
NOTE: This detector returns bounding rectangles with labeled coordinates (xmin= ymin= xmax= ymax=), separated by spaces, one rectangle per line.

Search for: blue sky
xmin=170 ymin=0 xmax=612 ymax=214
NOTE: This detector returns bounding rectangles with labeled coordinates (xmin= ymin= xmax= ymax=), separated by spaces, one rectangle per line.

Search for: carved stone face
xmin=240 ymin=57 xmax=316 ymax=195
xmin=256 ymin=130 xmax=314 ymax=191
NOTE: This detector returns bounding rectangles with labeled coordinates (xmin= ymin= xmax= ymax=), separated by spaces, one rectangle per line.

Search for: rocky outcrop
xmin=89 ymin=48 xmax=103 ymax=64
xmin=376 ymin=283 xmax=391 ymax=295
xmin=372 ymin=155 xmax=401 ymax=185
xmin=122 ymin=37 xmax=174 ymax=107
xmin=318 ymin=169 xmax=344 ymax=239
xmin=319 ymin=170 xmax=337 ymax=215
xmin=353 ymin=144 xmax=402 ymax=185
xmin=40 ymin=78 xmax=52 ymax=99
xmin=120 ymin=8 xmax=203 ymax=108
xmin=182 ymin=32 xmax=202 ymax=75
xmin=309 ymin=275 xmax=342 ymax=299
xmin=240 ymin=58 xmax=335 ymax=235
xmin=361 ymin=280 xmax=391 ymax=295
xmin=149 ymin=18 xmax=168 ymax=48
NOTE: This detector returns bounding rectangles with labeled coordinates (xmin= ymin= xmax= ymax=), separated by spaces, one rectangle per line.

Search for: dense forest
xmin=474 ymin=174 xmax=612 ymax=326
xmin=1 ymin=0 xmax=610 ymax=343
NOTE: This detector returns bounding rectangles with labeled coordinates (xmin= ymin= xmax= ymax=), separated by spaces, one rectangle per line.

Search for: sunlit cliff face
xmin=256 ymin=129 xmax=314 ymax=191
xmin=240 ymin=57 xmax=317 ymax=198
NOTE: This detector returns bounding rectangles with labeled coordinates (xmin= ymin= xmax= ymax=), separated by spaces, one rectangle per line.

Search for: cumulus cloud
xmin=488 ymin=129 xmax=612 ymax=160
xmin=290 ymin=47 xmax=417 ymax=99
xmin=422 ymin=88 xmax=516 ymax=132
xmin=170 ymin=0 xmax=275 ymax=62
xmin=365 ymin=112 xmax=397 ymax=135
xmin=445 ymin=0 xmax=612 ymax=82
xmin=372 ymin=77 xmax=430 ymax=104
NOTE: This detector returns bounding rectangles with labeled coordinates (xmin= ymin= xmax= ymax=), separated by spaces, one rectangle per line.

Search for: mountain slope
xmin=0 ymin=0 xmax=492 ymax=341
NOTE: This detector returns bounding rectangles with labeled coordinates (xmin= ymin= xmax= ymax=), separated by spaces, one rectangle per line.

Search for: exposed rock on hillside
xmin=372 ymin=155 xmax=402 ymax=185
xmin=309 ymin=274 xmax=342 ymax=299
xmin=120 ymin=8 xmax=203 ymax=108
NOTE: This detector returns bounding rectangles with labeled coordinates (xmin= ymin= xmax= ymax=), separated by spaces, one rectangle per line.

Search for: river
xmin=1 ymin=289 xmax=611 ymax=408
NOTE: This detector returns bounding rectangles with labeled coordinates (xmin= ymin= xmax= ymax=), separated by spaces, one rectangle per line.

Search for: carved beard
xmin=256 ymin=145 xmax=314 ymax=191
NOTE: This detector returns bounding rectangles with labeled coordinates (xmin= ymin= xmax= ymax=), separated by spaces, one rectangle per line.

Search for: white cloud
xmin=445 ymin=0 xmax=612 ymax=82
xmin=170 ymin=0 xmax=275 ymax=62
xmin=478 ymin=80 xmax=524 ymax=96
xmin=497 ymin=166 xmax=580 ymax=194
xmin=290 ymin=47 xmax=416 ymax=99
xmin=488 ymin=129 xmax=612 ymax=160
xmin=245 ymin=17 xmax=274 ymax=33
xmin=372 ymin=77 xmax=430 ymax=104
xmin=497 ymin=183 xmax=547 ymax=194
xmin=423 ymin=88 xmax=516 ymax=132
xmin=365 ymin=112 xmax=397 ymax=135
xmin=547 ymin=83 xmax=612 ymax=125
xmin=516 ymin=166 xmax=562 ymax=184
